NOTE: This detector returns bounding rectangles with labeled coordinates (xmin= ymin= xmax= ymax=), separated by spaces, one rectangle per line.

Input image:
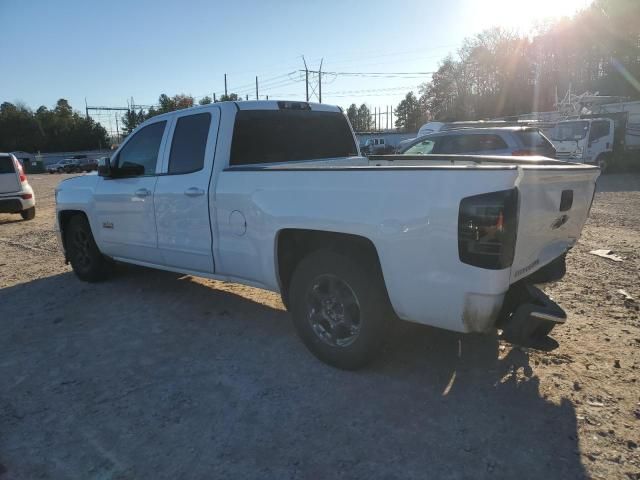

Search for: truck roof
xmin=144 ymin=100 xmax=341 ymax=122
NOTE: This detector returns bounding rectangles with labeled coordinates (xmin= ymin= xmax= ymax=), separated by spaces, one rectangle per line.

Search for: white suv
xmin=0 ymin=153 xmax=36 ymax=220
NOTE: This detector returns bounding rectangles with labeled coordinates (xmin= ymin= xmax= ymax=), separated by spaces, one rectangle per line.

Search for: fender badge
xmin=103 ymin=222 xmax=114 ymax=229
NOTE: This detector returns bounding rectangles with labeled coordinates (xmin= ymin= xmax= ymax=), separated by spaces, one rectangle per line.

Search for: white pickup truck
xmin=55 ymin=101 xmax=599 ymax=369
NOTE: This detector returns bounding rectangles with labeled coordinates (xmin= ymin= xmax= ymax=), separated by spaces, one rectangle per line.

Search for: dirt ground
xmin=1 ymin=173 xmax=639 ymax=480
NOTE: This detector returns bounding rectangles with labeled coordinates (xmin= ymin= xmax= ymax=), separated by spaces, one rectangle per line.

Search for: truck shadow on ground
xmin=0 ymin=216 xmax=25 ymax=225
xmin=0 ymin=266 xmax=586 ymax=479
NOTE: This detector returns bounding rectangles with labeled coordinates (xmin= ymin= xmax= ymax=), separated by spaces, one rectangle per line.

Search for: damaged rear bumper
xmin=498 ymin=283 xmax=566 ymax=348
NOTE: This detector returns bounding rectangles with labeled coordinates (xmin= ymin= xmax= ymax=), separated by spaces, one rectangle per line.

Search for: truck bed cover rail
xmin=367 ymin=154 xmax=597 ymax=166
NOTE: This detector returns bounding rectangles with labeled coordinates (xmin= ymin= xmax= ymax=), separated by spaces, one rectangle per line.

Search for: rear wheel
xmin=65 ymin=215 xmax=111 ymax=282
xmin=20 ymin=206 xmax=36 ymax=220
xmin=289 ymin=250 xmax=391 ymax=370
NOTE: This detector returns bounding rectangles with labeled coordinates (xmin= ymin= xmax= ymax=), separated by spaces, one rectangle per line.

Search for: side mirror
xmin=98 ymin=157 xmax=112 ymax=177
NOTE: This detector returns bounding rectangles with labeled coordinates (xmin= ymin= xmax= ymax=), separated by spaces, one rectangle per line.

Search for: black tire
xmin=596 ymin=154 xmax=610 ymax=174
xmin=65 ymin=215 xmax=111 ymax=282
xmin=289 ymin=250 xmax=391 ymax=370
xmin=20 ymin=206 xmax=36 ymax=220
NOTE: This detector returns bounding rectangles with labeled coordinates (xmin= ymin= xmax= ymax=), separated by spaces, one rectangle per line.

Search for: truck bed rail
xmin=367 ymin=154 xmax=588 ymax=166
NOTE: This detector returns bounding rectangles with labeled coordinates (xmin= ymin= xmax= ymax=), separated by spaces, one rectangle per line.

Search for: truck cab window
xmin=589 ymin=121 xmax=610 ymax=141
xmin=169 ymin=113 xmax=211 ymax=174
xmin=230 ymin=110 xmax=358 ymax=165
xmin=117 ymin=121 xmax=166 ymax=176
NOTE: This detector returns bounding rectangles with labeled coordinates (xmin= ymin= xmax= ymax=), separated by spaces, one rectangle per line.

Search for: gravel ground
xmin=0 ymin=173 xmax=639 ymax=480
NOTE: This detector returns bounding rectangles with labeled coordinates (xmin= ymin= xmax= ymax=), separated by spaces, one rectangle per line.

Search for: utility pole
xmin=318 ymin=58 xmax=323 ymax=103
xmin=374 ymin=107 xmax=377 ymax=130
xmin=302 ymin=56 xmax=309 ymax=102
xmin=85 ymin=98 xmax=89 ymax=120
xmin=246 ymin=94 xmax=249 ymax=101
xmin=224 ymin=74 xmax=228 ymax=97
xmin=213 ymin=93 xmax=217 ymax=103
xmin=114 ymin=113 xmax=120 ymax=142
xmin=255 ymin=76 xmax=259 ymax=100
xmin=386 ymin=105 xmax=389 ymax=130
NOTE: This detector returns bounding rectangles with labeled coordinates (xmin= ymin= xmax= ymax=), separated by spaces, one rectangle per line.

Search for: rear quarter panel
xmin=213 ymin=166 xmax=519 ymax=332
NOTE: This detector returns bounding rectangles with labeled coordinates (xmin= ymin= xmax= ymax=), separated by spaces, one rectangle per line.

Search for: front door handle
xmin=134 ymin=188 xmax=151 ymax=197
xmin=184 ymin=187 xmax=205 ymax=197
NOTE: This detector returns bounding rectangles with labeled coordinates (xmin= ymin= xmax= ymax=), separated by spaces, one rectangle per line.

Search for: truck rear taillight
xmin=13 ymin=157 xmax=27 ymax=183
xmin=458 ymin=189 xmax=518 ymax=270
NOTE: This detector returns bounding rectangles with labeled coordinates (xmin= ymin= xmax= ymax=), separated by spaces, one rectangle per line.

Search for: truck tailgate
xmin=510 ymin=164 xmax=599 ymax=283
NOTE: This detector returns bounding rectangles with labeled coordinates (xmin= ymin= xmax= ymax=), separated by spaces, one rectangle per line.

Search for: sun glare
xmin=468 ymin=0 xmax=592 ymax=33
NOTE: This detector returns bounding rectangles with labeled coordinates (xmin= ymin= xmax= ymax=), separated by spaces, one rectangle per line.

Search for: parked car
xmin=79 ymin=157 xmax=99 ymax=172
xmin=62 ymin=159 xmax=82 ymax=173
xmin=47 ymin=159 xmax=76 ymax=173
xmin=398 ymin=127 xmax=557 ymax=158
xmin=55 ymin=101 xmax=598 ymax=369
xmin=0 ymin=153 xmax=36 ymax=220
xmin=361 ymin=137 xmax=394 ymax=155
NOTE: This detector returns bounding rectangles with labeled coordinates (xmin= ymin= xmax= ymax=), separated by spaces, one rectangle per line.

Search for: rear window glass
xmin=169 ymin=113 xmax=211 ymax=174
xmin=516 ymin=129 xmax=553 ymax=148
xmin=230 ymin=110 xmax=358 ymax=166
xmin=0 ymin=157 xmax=15 ymax=174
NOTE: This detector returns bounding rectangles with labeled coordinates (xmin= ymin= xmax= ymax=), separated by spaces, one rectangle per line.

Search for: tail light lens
xmin=13 ymin=157 xmax=27 ymax=183
xmin=458 ymin=189 xmax=519 ymax=269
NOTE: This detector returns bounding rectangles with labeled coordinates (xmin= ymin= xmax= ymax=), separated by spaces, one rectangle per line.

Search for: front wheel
xmin=65 ymin=215 xmax=111 ymax=282
xmin=289 ymin=250 xmax=391 ymax=369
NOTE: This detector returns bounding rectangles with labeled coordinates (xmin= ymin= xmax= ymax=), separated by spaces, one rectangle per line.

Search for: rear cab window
xmin=230 ymin=109 xmax=358 ymax=166
xmin=168 ymin=113 xmax=212 ymax=174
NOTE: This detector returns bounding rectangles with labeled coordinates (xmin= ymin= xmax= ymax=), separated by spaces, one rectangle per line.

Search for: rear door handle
xmin=134 ymin=188 xmax=151 ymax=197
xmin=184 ymin=187 xmax=205 ymax=197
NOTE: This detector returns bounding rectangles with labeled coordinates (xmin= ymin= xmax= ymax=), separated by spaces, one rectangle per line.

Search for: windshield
xmin=551 ymin=121 xmax=589 ymax=141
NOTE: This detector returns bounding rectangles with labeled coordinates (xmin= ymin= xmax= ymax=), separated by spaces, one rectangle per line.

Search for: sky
xmin=0 ymin=0 xmax=590 ymax=134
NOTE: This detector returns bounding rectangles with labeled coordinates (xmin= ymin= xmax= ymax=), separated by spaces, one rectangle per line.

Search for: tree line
xmin=0 ymin=99 xmax=109 ymax=153
xmin=2 ymin=0 xmax=637 ymax=150
xmin=391 ymin=0 xmax=640 ymax=131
